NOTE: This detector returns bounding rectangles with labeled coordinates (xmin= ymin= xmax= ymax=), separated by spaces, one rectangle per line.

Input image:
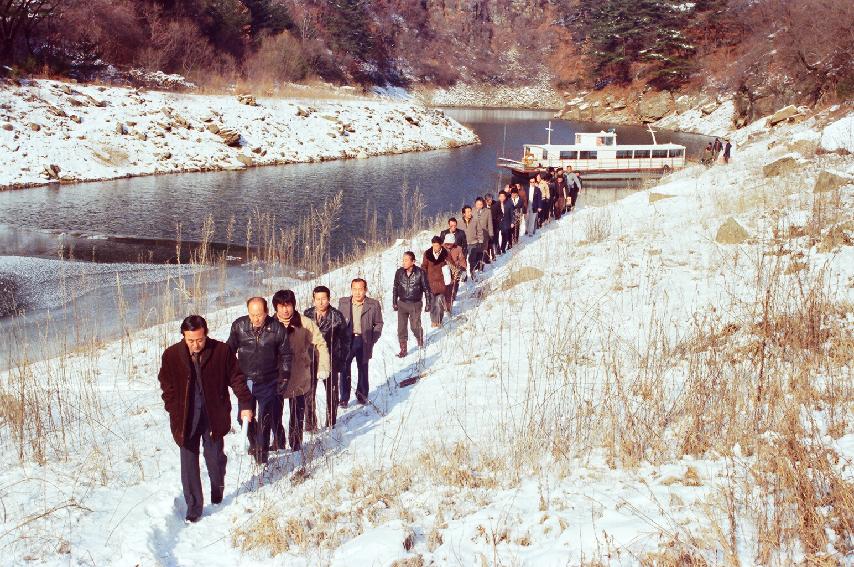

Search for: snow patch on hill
xmin=0 ymin=79 xmax=479 ymax=189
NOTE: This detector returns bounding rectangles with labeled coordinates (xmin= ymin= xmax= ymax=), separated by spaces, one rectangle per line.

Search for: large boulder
xmin=813 ymin=170 xmax=851 ymax=193
xmin=767 ymin=105 xmax=799 ymax=127
xmin=217 ymin=128 xmax=241 ymax=147
xmin=716 ymin=218 xmax=749 ymax=245
xmin=762 ymin=156 xmax=800 ymax=177
xmin=237 ymin=94 xmax=257 ymax=106
xmin=638 ymin=91 xmax=673 ymax=122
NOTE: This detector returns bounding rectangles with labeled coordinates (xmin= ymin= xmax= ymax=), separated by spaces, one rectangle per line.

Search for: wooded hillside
xmin=2 ymin=0 xmax=851 ymax=108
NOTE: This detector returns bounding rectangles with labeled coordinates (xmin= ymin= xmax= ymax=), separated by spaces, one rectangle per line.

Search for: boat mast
xmin=546 ymin=121 xmax=554 ymax=145
xmin=647 ymin=124 xmax=658 ymax=145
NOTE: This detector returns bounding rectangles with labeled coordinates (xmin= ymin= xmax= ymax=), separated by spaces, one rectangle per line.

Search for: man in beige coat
xmin=272 ymin=289 xmax=330 ymax=451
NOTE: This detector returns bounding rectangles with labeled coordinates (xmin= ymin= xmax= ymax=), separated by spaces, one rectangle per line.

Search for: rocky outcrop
xmin=638 ymin=91 xmax=674 ymax=123
xmin=813 ymin=170 xmax=851 ymax=193
xmin=217 ymin=127 xmax=242 ymax=147
xmin=767 ymin=105 xmax=801 ymax=127
xmin=715 ymin=218 xmax=749 ymax=244
xmin=762 ymin=156 xmax=801 ymax=177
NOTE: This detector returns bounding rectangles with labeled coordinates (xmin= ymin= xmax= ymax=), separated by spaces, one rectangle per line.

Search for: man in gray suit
xmin=338 ymin=278 xmax=384 ymax=407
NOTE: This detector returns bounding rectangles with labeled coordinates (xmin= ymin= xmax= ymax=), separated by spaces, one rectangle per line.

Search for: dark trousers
xmin=467 ymin=243 xmax=484 ymax=274
xmin=242 ymin=380 xmax=281 ymax=463
xmin=511 ymin=223 xmax=520 ymax=246
xmin=305 ymin=370 xmax=339 ymax=430
xmin=569 ymin=188 xmax=579 ymax=210
xmin=180 ymin=412 xmax=226 ymax=518
xmin=341 ymin=336 xmax=369 ymax=404
xmin=429 ymin=293 xmax=445 ymax=325
xmin=397 ymin=300 xmax=423 ymax=342
xmin=288 ymin=395 xmax=305 ymax=450
xmin=498 ymin=228 xmax=511 ymax=253
xmin=554 ymin=197 xmax=566 ymax=220
xmin=305 ymin=363 xmax=340 ymax=431
xmin=444 ymin=280 xmax=458 ymax=312
xmin=539 ymin=198 xmax=551 ymax=226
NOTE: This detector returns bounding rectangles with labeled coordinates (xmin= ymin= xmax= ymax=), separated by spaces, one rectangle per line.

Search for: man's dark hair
xmin=180 ymin=315 xmax=208 ymax=335
xmin=246 ymin=296 xmax=268 ymax=313
xmin=485 ymin=193 xmax=493 ymax=200
xmin=462 ymin=205 xmax=472 ymax=214
xmin=448 ymin=217 xmax=457 ymax=224
xmin=510 ymin=187 xmax=519 ymax=194
xmin=474 ymin=197 xmax=484 ymax=204
xmin=272 ymin=289 xmax=297 ymax=309
xmin=312 ymin=285 xmax=331 ymax=299
xmin=404 ymin=251 xmax=416 ymax=261
xmin=351 ymin=278 xmax=368 ymax=290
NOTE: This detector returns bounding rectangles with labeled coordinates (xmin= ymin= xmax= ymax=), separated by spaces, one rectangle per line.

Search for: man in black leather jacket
xmin=226 ymin=296 xmax=292 ymax=464
xmin=392 ymin=251 xmax=431 ymax=358
xmin=304 ymin=285 xmax=348 ymax=429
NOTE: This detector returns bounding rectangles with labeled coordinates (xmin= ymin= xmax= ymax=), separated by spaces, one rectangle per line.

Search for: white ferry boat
xmin=498 ymin=123 xmax=687 ymax=180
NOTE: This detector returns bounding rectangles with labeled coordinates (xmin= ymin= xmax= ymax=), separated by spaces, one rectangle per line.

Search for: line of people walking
xmin=156 ymin=169 xmax=582 ymax=523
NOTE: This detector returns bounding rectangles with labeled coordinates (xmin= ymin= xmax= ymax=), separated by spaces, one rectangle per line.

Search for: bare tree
xmin=0 ymin=0 xmax=66 ymax=64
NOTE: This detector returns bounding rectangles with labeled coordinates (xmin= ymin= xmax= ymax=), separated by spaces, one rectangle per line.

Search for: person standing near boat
xmin=473 ymin=197 xmax=494 ymax=272
xmin=509 ymin=187 xmax=523 ymax=245
xmin=526 ymin=178 xmax=542 ymax=237
xmin=484 ymin=193 xmax=502 ymax=262
xmin=566 ymin=167 xmax=581 ymax=211
xmin=537 ymin=174 xmax=551 ymax=228
xmin=553 ymin=171 xmax=568 ymax=220
xmin=723 ymin=140 xmax=732 ymax=164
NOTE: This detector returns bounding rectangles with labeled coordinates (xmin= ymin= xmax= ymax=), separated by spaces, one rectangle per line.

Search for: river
xmin=0 ymin=108 xmax=709 ymax=367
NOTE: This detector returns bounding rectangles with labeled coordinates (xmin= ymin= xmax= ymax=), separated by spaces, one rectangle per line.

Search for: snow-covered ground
xmin=420 ymin=82 xmax=564 ymax=110
xmin=653 ymin=99 xmax=736 ymax=138
xmin=0 ymin=107 xmax=852 ymax=565
xmin=0 ymin=79 xmax=479 ymax=189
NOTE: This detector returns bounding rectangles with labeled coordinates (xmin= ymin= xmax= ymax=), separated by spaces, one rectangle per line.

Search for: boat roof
xmin=527 ymin=143 xmax=686 ymax=150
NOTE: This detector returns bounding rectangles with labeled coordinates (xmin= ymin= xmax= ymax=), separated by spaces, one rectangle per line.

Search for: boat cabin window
xmin=652 ymin=149 xmax=669 ymax=159
xmin=542 ymin=150 xmax=549 ymax=160
xmin=634 ymin=149 xmax=651 ymax=159
xmin=669 ymin=148 xmax=684 ymax=158
xmin=616 ymin=150 xmax=633 ymax=159
xmin=597 ymin=136 xmax=615 ymax=146
xmin=579 ymin=151 xmax=597 ymax=160
xmin=559 ymin=150 xmax=577 ymax=160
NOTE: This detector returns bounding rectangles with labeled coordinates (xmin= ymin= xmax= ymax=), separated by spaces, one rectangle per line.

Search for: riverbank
xmin=0 ymin=79 xmax=479 ymax=190
xmin=0 ymin=105 xmax=851 ymax=564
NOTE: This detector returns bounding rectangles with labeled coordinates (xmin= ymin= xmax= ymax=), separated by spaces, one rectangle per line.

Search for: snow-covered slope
xmin=0 ymin=79 xmax=479 ymax=189
xmin=0 ymin=108 xmax=852 ymax=566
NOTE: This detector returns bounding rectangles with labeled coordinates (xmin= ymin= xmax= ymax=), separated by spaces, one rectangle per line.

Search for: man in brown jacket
xmin=422 ymin=236 xmax=449 ymax=328
xmin=273 ymin=289 xmax=330 ymax=450
xmin=339 ymin=278 xmax=384 ymax=406
xmin=158 ymin=315 xmax=253 ymax=523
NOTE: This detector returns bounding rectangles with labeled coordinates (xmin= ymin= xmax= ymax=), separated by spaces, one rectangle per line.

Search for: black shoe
xmin=185 ymin=514 xmax=200 ymax=524
xmin=356 ymin=396 xmax=368 ymax=405
xmin=338 ymin=401 xmax=349 ymax=409
xmin=211 ymin=493 xmax=223 ymax=505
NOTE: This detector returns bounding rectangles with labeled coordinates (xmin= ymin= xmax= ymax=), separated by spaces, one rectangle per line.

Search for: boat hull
xmin=500 ymin=163 xmax=676 ymax=182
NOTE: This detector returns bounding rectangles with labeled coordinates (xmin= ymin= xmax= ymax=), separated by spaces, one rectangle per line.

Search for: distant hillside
xmin=2 ymin=0 xmax=851 ymax=121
